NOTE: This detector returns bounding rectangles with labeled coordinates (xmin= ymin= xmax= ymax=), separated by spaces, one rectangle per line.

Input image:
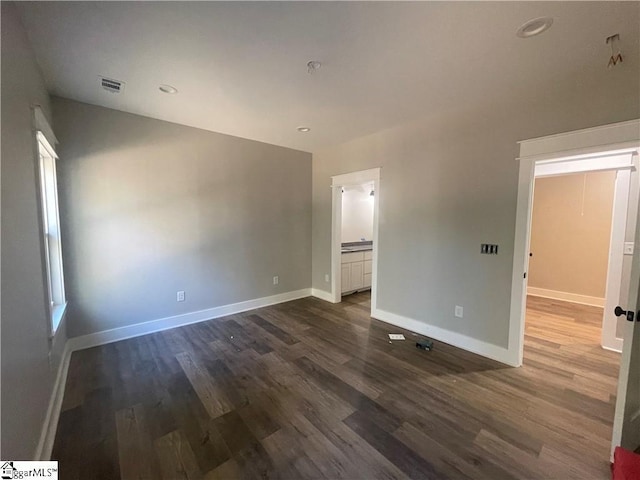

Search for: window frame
xmin=35 ymin=123 xmax=67 ymax=336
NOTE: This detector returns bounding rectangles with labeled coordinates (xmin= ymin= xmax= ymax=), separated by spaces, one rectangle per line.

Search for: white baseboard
xmin=311 ymin=288 xmax=336 ymax=303
xmin=39 ymin=288 xmax=516 ymax=460
xmin=372 ymin=308 xmax=516 ymax=367
xmin=527 ymin=287 xmax=605 ymax=307
xmin=34 ymin=341 xmax=72 ymax=461
xmin=602 ymin=342 xmax=623 ymax=354
xmin=68 ymin=288 xmax=312 ymax=352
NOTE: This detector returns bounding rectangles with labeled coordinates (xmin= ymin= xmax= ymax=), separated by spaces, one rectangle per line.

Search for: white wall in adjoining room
xmin=341 ymin=183 xmax=374 ymax=243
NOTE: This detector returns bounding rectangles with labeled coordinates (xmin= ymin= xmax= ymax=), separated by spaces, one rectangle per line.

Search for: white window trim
xmin=34 ymin=106 xmax=67 ymax=337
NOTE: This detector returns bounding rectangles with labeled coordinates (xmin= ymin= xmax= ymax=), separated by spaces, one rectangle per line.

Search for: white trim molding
xmin=311 ymin=288 xmax=336 ymax=303
xmin=34 ymin=342 xmax=72 ymax=461
xmin=33 ymin=105 xmax=58 ymax=147
xmin=518 ymin=120 xmax=640 ymax=161
xmin=373 ymin=308 xmax=514 ymax=366
xmin=331 ymin=168 xmax=381 ymax=188
xmin=68 ymin=289 xmax=312 ymax=352
xmin=534 ymin=151 xmax=636 ymax=177
xmin=527 ymin=287 xmax=605 ymax=308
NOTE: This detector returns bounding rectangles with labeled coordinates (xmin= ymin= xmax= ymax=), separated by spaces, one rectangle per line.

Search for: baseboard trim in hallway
xmin=527 ymin=287 xmax=605 ymax=308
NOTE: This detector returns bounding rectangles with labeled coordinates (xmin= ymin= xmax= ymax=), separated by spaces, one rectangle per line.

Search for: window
xmin=36 ymin=129 xmax=66 ymax=334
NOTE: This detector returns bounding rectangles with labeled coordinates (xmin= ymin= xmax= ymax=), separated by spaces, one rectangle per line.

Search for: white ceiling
xmin=16 ymin=2 xmax=639 ymax=152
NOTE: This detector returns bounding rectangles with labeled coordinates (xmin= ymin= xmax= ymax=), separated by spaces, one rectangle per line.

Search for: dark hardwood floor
xmin=52 ymin=292 xmax=620 ymax=479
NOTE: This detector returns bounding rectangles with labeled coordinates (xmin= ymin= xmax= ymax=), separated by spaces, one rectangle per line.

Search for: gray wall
xmin=52 ymin=98 xmax=312 ymax=338
xmin=312 ymin=64 xmax=639 ymax=349
xmin=1 ymin=2 xmax=68 ymax=459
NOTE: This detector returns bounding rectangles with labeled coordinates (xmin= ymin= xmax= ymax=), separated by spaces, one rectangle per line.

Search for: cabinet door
xmin=363 ymin=273 xmax=372 ymax=288
xmin=342 ymin=252 xmax=365 ymax=264
xmin=364 ymin=260 xmax=372 ymax=274
xmin=351 ymin=261 xmax=364 ymax=290
xmin=341 ymin=264 xmax=351 ymax=293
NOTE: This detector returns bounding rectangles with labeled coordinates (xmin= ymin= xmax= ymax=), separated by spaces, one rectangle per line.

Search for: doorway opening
xmin=509 ymin=120 xmax=640 ymax=458
xmin=330 ymin=168 xmax=380 ymax=313
xmin=340 ymin=181 xmax=375 ymax=298
xmin=520 ymin=151 xmax=636 ymax=461
xmin=526 ymin=170 xmax=619 ymax=354
xmin=513 ymin=150 xmax=636 ymax=363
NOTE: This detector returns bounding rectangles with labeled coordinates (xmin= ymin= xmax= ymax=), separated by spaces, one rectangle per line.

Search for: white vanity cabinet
xmin=363 ymin=250 xmax=373 ymax=289
xmin=341 ymin=250 xmax=372 ymax=294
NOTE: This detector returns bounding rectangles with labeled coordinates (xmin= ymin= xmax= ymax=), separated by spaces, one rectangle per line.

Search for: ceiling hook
xmin=606 ymin=34 xmax=623 ymax=68
xmin=307 ymin=61 xmax=322 ymax=75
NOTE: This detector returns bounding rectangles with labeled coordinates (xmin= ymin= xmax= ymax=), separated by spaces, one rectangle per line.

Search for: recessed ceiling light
xmin=516 ymin=17 xmax=553 ymax=38
xmin=297 ymin=126 xmax=311 ymax=132
xmin=159 ymin=84 xmax=178 ymax=94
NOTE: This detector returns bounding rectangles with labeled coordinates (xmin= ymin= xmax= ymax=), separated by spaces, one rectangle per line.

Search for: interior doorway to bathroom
xmin=330 ymin=168 xmax=380 ymax=312
xmin=340 ymin=181 xmax=375 ymax=298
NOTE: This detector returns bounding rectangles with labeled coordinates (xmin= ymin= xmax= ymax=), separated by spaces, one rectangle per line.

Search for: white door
xmin=601 ymin=169 xmax=632 ymax=352
xmin=612 ymin=192 xmax=640 ymax=454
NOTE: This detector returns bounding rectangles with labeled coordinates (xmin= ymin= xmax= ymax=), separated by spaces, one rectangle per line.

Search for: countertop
xmin=341 ymin=242 xmax=373 ymax=254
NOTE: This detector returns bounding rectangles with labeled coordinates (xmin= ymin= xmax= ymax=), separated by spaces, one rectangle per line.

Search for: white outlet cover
xmin=273 ymin=276 xmax=279 ymax=285
xmin=325 ymin=274 xmax=330 ymax=283
xmin=455 ymin=306 xmax=463 ymax=318
xmin=388 ymin=334 xmax=405 ymax=340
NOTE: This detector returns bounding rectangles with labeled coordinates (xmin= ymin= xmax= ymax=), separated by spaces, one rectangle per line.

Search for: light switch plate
xmin=624 ymin=242 xmax=634 ymax=255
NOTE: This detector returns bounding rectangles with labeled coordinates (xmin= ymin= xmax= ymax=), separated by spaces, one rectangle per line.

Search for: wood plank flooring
xmin=52 ymin=293 xmax=620 ymax=479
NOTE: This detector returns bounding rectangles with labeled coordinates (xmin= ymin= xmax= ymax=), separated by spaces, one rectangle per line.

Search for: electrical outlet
xmin=273 ymin=276 xmax=279 ymax=285
xmin=325 ymin=274 xmax=330 ymax=283
xmin=454 ymin=305 xmax=463 ymax=318
xmin=177 ymin=291 xmax=185 ymax=302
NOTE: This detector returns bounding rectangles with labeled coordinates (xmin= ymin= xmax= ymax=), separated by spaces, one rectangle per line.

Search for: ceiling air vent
xmin=100 ymin=76 xmax=125 ymax=94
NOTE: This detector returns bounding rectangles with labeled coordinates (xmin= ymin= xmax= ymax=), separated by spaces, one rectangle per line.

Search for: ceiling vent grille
xmin=100 ymin=77 xmax=124 ymax=94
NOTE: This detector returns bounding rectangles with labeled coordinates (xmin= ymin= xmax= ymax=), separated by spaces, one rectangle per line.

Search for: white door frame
xmin=508 ymin=119 xmax=640 ymax=367
xmin=330 ymin=168 xmax=381 ymax=311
